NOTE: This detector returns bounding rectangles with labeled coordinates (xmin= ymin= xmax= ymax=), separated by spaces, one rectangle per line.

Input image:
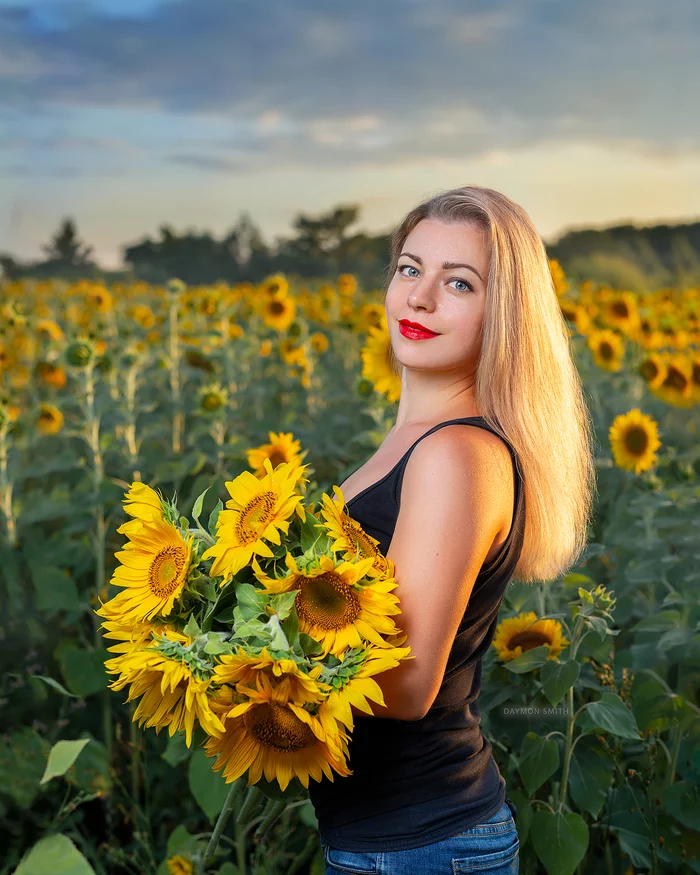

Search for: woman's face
xmin=385 ymin=218 xmax=490 ymax=374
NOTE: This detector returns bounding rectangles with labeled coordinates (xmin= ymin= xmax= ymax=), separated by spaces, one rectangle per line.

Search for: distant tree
xmin=41 ymin=217 xmax=94 ymax=267
xmin=288 ymin=205 xmax=360 ymax=259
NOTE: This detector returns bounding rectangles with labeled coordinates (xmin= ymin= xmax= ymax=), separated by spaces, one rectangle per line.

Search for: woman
xmin=309 ymin=185 xmax=596 ymax=875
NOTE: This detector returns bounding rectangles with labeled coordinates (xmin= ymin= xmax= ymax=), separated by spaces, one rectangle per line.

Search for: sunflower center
xmin=640 ymin=359 xmax=659 ymax=381
xmin=663 ymin=367 xmax=688 ymax=392
xmin=238 ymin=493 xmax=276 ymax=545
xmin=296 ymin=573 xmax=360 ymax=629
xmin=611 ymin=302 xmax=629 ymax=318
xmin=508 ymin=630 xmax=552 ymax=652
xmin=270 ymin=300 xmax=285 ymax=315
xmin=599 ymin=341 xmax=614 ymax=360
xmin=243 ymin=702 xmax=316 ymax=753
xmin=150 ymin=547 xmax=187 ymax=597
xmin=693 ymin=364 xmax=700 ymax=388
xmin=624 ymin=426 xmax=649 ymax=456
xmin=267 ymin=450 xmax=286 ymax=468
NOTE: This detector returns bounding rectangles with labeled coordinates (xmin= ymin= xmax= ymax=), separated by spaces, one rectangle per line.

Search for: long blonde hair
xmin=384 ymin=185 xmax=596 ymax=583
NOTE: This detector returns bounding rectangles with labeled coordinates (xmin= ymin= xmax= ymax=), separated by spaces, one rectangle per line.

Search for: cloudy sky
xmin=1 ymin=0 xmax=699 ymax=267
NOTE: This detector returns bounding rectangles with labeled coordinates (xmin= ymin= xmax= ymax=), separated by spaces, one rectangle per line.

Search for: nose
xmin=408 ymin=277 xmax=438 ymax=311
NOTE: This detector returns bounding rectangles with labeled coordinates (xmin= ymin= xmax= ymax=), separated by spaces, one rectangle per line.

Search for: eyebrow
xmin=399 ymin=251 xmax=485 ymax=283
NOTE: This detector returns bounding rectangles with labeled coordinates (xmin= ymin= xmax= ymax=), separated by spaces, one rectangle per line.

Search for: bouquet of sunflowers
xmin=95 ymin=457 xmax=413 ymax=799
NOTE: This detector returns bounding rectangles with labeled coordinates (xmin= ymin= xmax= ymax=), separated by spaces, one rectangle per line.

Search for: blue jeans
xmin=320 ymin=798 xmax=519 ymax=874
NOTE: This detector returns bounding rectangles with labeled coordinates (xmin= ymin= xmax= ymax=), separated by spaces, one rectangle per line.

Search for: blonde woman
xmin=309 ymin=185 xmax=596 ymax=875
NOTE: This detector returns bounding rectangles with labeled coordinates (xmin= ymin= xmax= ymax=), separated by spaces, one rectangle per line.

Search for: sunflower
xmin=652 ymin=354 xmax=694 ymax=408
xmin=95 ymin=593 xmax=162 ymax=655
xmin=117 ymin=481 xmax=168 ymax=540
xmin=85 ymin=285 xmax=114 ymax=313
xmin=601 ymin=292 xmax=641 ymax=337
xmin=201 ymin=458 xmax=309 ymax=586
xmin=37 ymin=402 xmax=64 ymax=435
xmin=246 ymin=431 xmax=307 ymax=478
xmin=638 ymin=353 xmax=667 ymax=389
xmin=492 ymin=611 xmax=569 ymax=661
xmin=35 ymin=318 xmax=65 ymax=342
xmin=337 ymin=274 xmax=358 ymax=297
xmin=35 ymin=361 xmax=67 ymax=389
xmin=549 ymin=259 xmax=569 ymax=297
xmin=166 ymin=855 xmax=193 ymax=875
xmin=559 ymin=300 xmax=591 ymax=336
xmin=110 ymin=514 xmax=194 ymax=622
xmin=259 ymin=274 xmax=289 ymax=300
xmin=361 ymin=319 xmax=401 ymax=402
xmin=587 ymin=329 xmax=625 ymax=371
xmin=279 ymin=337 xmax=305 ymax=366
xmin=318 ymin=643 xmax=413 ymax=733
xmin=262 ymin=296 xmax=296 ymax=332
xmin=318 ymin=485 xmax=392 ymax=578
xmin=213 ymin=646 xmax=327 ymax=708
xmin=252 ymin=551 xmax=402 ymax=658
xmin=609 ymin=409 xmax=661 ymax=474
xmin=203 ymin=670 xmax=352 ymax=791
xmin=691 ymin=353 xmax=700 ymax=404
xmin=107 ymin=631 xmax=226 ymax=748
xmin=128 ymin=303 xmax=157 ymax=329
xmin=197 ymin=382 xmax=229 ymax=414
xmin=309 ymin=331 xmax=329 ymax=354
xmin=358 ymin=303 xmax=385 ymax=332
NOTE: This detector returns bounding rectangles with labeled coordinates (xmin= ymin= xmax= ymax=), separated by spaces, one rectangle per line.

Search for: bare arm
xmin=351 ymin=426 xmax=513 ymax=721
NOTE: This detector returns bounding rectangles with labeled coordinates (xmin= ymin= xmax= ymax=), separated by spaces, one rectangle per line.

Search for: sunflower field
xmin=0 ymin=268 xmax=699 ymax=875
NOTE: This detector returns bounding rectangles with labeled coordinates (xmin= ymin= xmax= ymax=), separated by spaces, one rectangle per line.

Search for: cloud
xmin=0 ymin=0 xmax=698 ymax=171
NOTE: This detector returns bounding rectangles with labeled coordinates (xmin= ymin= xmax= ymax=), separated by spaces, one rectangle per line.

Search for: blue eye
xmin=396 ymin=264 xmax=473 ymax=293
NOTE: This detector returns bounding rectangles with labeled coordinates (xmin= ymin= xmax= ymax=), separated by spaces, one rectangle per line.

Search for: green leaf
xmin=166 ymin=824 xmax=199 ymax=856
xmin=40 ymin=739 xmax=91 ymax=784
xmin=518 ymin=732 xmax=560 ymax=795
xmin=541 ymin=660 xmax=580 ymax=707
xmin=192 ymin=486 xmax=211 ymax=524
xmin=162 ymin=733 xmax=192 ymax=768
xmin=0 ymin=728 xmax=50 ymax=809
xmin=584 ymin=692 xmax=640 ymax=740
xmin=31 ymin=674 xmax=80 ymax=698
xmin=663 ymin=779 xmax=700 ymax=830
xmin=188 ymin=748 xmax=231 ymax=822
xmin=530 ymin=810 xmax=588 ymax=875
xmin=607 ymin=806 xmax=652 ymax=869
xmin=65 ymin=736 xmax=111 ymax=794
xmin=237 ymin=584 xmax=268 ymax=614
xmin=208 ymin=498 xmax=224 ymax=536
xmin=203 ymin=633 xmax=232 ymax=655
xmin=29 ymin=561 xmax=81 ymax=614
xmin=268 ymin=590 xmax=299 ymax=620
xmin=631 ymin=673 xmax=694 ymax=733
xmin=502 ymin=645 xmax=551 ymax=674
xmin=183 ymin=614 xmax=202 ymax=638
xmin=58 ymin=646 xmax=109 ymax=697
xmin=15 ymin=834 xmax=96 ymax=875
xmin=298 ymin=633 xmax=323 ymax=657
xmin=568 ymin=737 xmax=614 ymax=819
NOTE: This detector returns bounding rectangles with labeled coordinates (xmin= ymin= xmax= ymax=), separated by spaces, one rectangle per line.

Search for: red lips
xmin=399 ymin=320 xmax=440 ymax=338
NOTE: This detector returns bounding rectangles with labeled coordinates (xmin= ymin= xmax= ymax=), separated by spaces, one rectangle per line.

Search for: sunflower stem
xmin=188 ymin=525 xmax=215 ymax=547
xmin=201 ymin=778 xmax=245 ymax=869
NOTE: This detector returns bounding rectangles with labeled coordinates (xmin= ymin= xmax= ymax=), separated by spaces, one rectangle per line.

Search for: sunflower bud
xmin=65 ymin=339 xmax=97 ymax=368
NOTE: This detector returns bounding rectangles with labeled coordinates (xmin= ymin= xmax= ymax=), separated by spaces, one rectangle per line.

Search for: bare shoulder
xmin=406 ymin=423 xmax=513 ymax=494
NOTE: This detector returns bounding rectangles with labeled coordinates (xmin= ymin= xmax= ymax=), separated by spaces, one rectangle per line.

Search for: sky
xmin=1 ymin=0 xmax=699 ymax=268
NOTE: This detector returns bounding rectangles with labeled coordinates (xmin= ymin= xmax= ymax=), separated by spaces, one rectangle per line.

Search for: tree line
xmin=2 ymin=205 xmax=699 ymax=291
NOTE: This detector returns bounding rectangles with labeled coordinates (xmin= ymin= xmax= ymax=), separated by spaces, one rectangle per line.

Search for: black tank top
xmin=308 ymin=416 xmax=526 ymax=852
